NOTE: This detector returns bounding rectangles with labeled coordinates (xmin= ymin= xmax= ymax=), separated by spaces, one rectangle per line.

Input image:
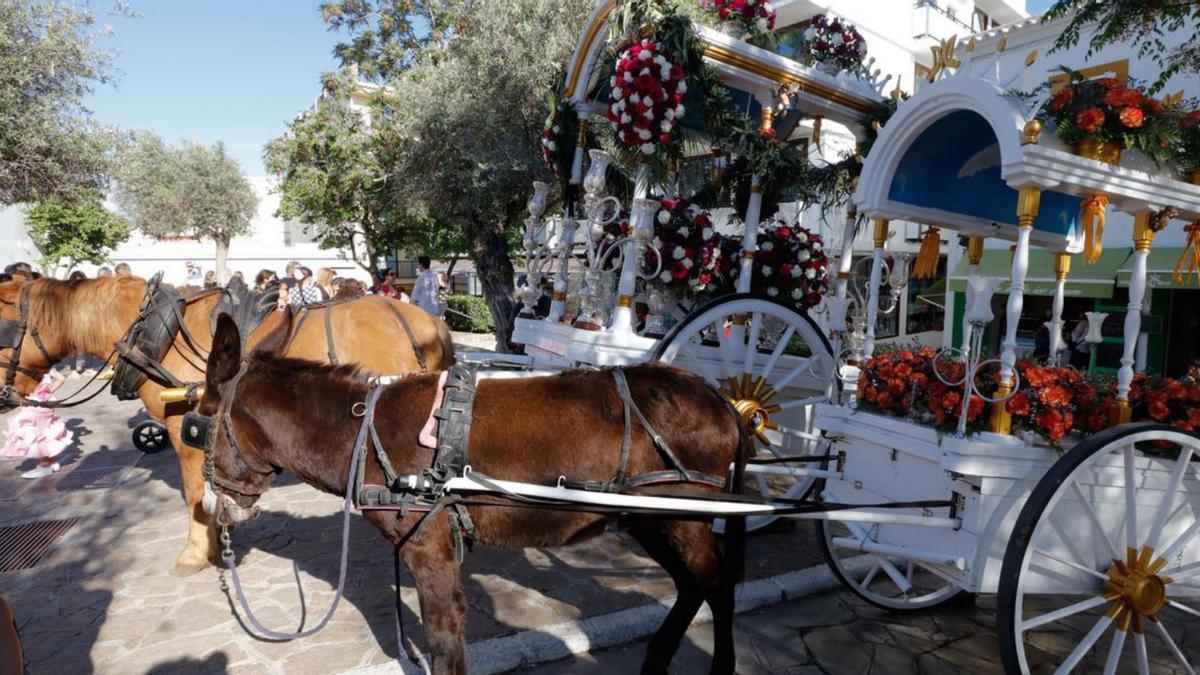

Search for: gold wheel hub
xmin=722 ymin=375 xmax=781 ymax=445
xmin=1104 ymin=546 xmax=1172 ymax=633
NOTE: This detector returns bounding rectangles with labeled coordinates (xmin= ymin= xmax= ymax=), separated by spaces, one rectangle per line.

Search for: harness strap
xmin=612 ymin=370 xmax=690 ymax=477
xmin=379 ymin=299 xmax=428 ymax=373
xmin=283 ymin=307 xmax=314 ymax=354
xmin=113 ymin=342 xmax=187 ymax=388
xmin=323 ymin=306 xmax=338 ymax=365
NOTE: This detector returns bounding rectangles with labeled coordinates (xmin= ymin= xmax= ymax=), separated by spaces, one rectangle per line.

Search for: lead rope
xmin=220 ymin=385 xmax=381 ymax=641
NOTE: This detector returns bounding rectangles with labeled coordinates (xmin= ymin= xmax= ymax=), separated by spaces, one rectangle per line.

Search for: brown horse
xmin=198 ymin=312 xmax=747 ymax=674
xmin=0 ymin=276 xmax=453 ymax=575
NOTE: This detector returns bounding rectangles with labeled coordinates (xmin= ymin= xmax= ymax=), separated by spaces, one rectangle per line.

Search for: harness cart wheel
xmin=815 ymin=517 xmax=966 ymax=611
xmin=132 ymin=420 xmax=170 ymax=453
xmin=652 ymin=293 xmax=836 ymax=532
xmin=998 ymin=424 xmax=1200 ymax=674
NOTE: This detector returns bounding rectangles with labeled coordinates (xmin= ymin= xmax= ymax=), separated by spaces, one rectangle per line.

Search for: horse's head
xmin=191 ymin=310 xmax=293 ymax=525
xmin=0 ymin=279 xmax=49 ymax=409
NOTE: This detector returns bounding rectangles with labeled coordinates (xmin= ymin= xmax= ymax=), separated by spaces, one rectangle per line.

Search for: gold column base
xmin=1110 ymin=398 xmax=1132 ymax=427
xmin=990 ymin=382 xmax=1013 ymax=434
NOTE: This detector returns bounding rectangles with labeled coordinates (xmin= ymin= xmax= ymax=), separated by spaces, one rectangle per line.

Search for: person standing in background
xmin=114 ymin=262 xmax=132 ymax=277
xmin=412 ymin=256 xmax=440 ymax=316
xmin=97 ymin=266 xmax=113 ymax=278
xmin=315 ymin=268 xmax=335 ymax=301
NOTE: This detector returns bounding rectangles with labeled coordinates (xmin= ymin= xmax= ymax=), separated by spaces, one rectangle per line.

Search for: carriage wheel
xmin=998 ymin=424 xmax=1200 ymax=674
xmin=815 ymin=518 xmax=965 ymax=611
xmin=133 ymin=420 xmax=170 ymax=453
xmin=652 ymin=293 xmax=836 ymax=532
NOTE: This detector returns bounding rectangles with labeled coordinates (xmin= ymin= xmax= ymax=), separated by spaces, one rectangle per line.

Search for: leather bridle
xmin=1 ymin=283 xmax=56 ymax=406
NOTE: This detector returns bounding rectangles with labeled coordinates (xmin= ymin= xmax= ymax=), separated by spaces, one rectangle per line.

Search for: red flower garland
xmin=645 ymin=198 xmax=726 ymax=297
xmin=746 ymin=219 xmax=828 ymax=311
xmin=701 ymin=0 xmax=776 ymax=35
xmin=607 ymin=39 xmax=686 ymax=158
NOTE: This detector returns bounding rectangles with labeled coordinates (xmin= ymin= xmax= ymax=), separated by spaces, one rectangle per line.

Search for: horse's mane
xmin=23 ymin=277 xmax=146 ymax=355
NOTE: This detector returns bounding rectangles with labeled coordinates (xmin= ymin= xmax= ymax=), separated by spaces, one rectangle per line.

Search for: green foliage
xmin=25 ymin=198 xmax=130 ymax=272
xmin=0 ymin=1 xmax=126 ymax=204
xmin=443 ymin=294 xmax=492 ymax=333
xmin=320 ymin=0 xmax=465 ymax=81
xmin=1044 ymin=0 xmax=1200 ymax=92
xmin=114 ymin=131 xmax=257 ymax=246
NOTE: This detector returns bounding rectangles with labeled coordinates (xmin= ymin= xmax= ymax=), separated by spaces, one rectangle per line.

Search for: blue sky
xmin=85 ymin=1 xmax=1055 ymax=177
xmin=85 ymin=1 xmax=341 ymax=177
xmin=1026 ymin=0 xmax=1056 ymax=14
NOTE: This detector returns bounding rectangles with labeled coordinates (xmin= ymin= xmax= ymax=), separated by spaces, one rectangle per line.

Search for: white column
xmin=608 ymin=165 xmax=650 ymax=335
xmin=547 ymin=218 xmax=577 ymax=322
xmin=1048 ymin=252 xmax=1070 ymax=365
xmin=834 ymin=208 xmax=857 ymax=300
xmin=1135 ymin=290 xmax=1151 ymax=372
xmin=568 ymin=117 xmax=588 ymax=188
xmin=1114 ymin=212 xmax=1155 ymax=424
xmin=863 ymin=218 xmax=888 ymax=357
xmin=960 ymin=236 xmax=983 ymax=353
xmin=991 ymin=186 xmax=1039 ymax=434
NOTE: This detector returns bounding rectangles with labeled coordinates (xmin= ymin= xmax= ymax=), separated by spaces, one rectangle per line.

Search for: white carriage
xmin=499 ymin=4 xmax=1200 ymax=672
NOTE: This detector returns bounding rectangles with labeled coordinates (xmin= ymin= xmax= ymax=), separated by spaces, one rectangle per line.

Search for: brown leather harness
xmin=0 ymin=283 xmax=56 ymax=403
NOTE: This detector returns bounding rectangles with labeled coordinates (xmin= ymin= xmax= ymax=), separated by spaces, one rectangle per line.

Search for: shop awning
xmin=948 ymin=248 xmax=1127 ymax=299
xmin=1116 ymin=247 xmax=1200 ymax=290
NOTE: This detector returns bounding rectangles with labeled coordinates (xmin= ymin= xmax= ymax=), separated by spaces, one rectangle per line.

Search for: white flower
xmin=756 ymin=17 xmax=768 ymax=32
xmin=674 ymin=104 xmax=686 ymax=117
xmin=677 ymin=226 xmax=689 ymax=237
xmin=653 ymin=236 xmax=663 ymax=247
xmin=687 ymin=204 xmax=699 ymax=216
xmin=798 ymin=250 xmax=810 ymax=262
xmin=643 ymin=108 xmax=655 ymax=120
xmin=547 ymin=141 xmax=556 ymax=151
xmin=623 ymin=71 xmax=634 ymax=83
xmin=763 ymin=265 xmax=773 ymax=275
xmin=639 ymin=49 xmax=652 ymax=60
xmin=610 ymin=76 xmax=618 ymax=88
xmin=552 ymin=125 xmax=560 ymax=133
xmin=621 ymin=114 xmax=632 ymax=124
xmin=792 ymin=288 xmax=803 ymax=299
xmin=660 ymin=120 xmax=672 ymax=132
xmin=702 ymin=227 xmax=714 ymax=240
xmin=660 ymin=65 xmax=672 ymax=81
xmin=767 ymin=286 xmax=779 ymax=297
xmin=762 ymin=242 xmax=774 ymax=251
xmin=805 ymin=268 xmax=816 ymax=279
xmin=660 ymin=271 xmax=672 ymax=283
xmin=682 ymin=259 xmax=693 ymax=269
xmin=639 ymin=67 xmax=651 ymax=77
xmin=677 ymin=81 xmax=687 ymax=94
xmin=813 ymin=243 xmax=823 ymax=251
xmin=637 ymin=128 xmax=652 ymax=140
xmin=612 ymin=87 xmax=623 ymax=100
xmin=689 ymin=278 xmax=700 ymax=286
xmin=654 ymin=55 xmax=667 ymax=66
xmin=629 ymin=92 xmax=640 ymax=105
xmin=796 ymin=231 xmax=808 ymax=243
xmin=672 ymin=246 xmax=685 ymax=259
xmin=657 ymin=211 xmax=670 ymax=225
xmin=640 ymin=143 xmax=656 ymax=155
xmin=664 ymin=108 xmax=675 ymax=121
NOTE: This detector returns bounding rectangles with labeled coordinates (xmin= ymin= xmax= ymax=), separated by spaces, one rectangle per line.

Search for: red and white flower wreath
xmin=607 ymin=39 xmax=687 ymax=157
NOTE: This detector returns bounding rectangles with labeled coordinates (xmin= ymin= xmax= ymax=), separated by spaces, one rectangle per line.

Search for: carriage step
xmin=748 ymin=454 xmax=839 ymax=464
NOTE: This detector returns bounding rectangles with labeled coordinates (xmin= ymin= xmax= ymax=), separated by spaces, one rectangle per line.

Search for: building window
xmin=283 ymin=220 xmax=316 ymax=246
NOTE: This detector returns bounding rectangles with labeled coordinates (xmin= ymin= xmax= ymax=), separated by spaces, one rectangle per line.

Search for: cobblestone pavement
xmin=526 ymin=586 xmax=1200 ymax=674
xmin=0 ymin=371 xmax=823 ymax=674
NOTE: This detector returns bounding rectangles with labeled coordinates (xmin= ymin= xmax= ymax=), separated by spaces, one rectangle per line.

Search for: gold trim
xmin=1049 ymin=59 xmax=1130 ymax=95
xmin=565 ymin=2 xmax=618 ymax=98
xmin=575 ymin=119 xmax=590 ymax=147
xmin=1054 ymin=252 xmax=1071 ymax=281
xmin=552 ymin=291 xmax=567 ymax=302
xmin=1024 ymin=49 xmax=1038 ymax=68
xmin=927 ymin=35 xmax=960 ymax=82
xmin=1133 ymin=212 xmax=1156 ymax=252
xmin=1016 ymin=186 xmax=1041 ymax=228
xmin=1103 ymin=546 xmax=1172 ymax=634
xmin=741 ymin=250 xmax=757 ymax=260
xmin=967 ymin=236 xmax=984 ymax=265
xmin=872 ymin=218 xmax=889 ymax=249
xmin=1111 ymin=398 xmax=1133 ymax=426
xmin=760 ymin=107 xmax=775 ymax=133
xmin=1021 ymin=119 xmax=1042 ymax=146
xmin=990 ymin=382 xmax=1013 ymax=434
xmin=702 ymin=43 xmax=879 ymax=114
xmin=616 ymin=294 xmax=633 ymax=308
xmin=749 ymin=184 xmax=762 ymax=194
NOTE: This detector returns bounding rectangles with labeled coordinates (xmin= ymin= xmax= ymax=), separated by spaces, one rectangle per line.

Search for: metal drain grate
xmin=55 ymin=450 xmax=143 ymax=491
xmin=0 ymin=518 xmax=77 ymax=572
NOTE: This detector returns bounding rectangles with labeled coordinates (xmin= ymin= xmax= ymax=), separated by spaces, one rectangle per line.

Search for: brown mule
xmin=0 ymin=276 xmax=453 ymax=576
xmin=199 ymin=312 xmax=748 ymax=674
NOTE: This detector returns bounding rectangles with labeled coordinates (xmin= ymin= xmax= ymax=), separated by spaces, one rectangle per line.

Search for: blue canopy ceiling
xmin=887 ymin=110 xmax=1079 ymax=236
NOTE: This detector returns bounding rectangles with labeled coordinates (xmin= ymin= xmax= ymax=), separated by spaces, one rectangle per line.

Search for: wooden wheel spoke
xmin=742 ymin=312 xmax=762 ymax=379
xmin=1124 ymin=445 xmax=1139 ymax=553
xmin=759 ymin=325 xmax=795 ymax=383
xmin=1031 ymin=546 xmax=1109 ymax=582
xmin=1021 ymin=596 xmax=1108 ymax=631
xmin=877 ymin=556 xmax=913 ymax=594
xmin=861 ymin=560 xmax=881 ymax=589
xmin=1135 ymin=632 xmax=1151 ymax=675
xmin=1102 ymin=625 xmax=1128 ymax=675
xmin=1167 ymin=599 xmax=1200 ymax=621
xmin=1151 ymin=619 xmax=1197 ymax=675
xmin=1147 ymin=448 xmax=1194 ymax=551
xmin=715 ymin=320 xmax=736 ymax=379
xmin=1070 ymin=481 xmax=1120 ymax=561
xmin=677 ymin=346 xmax=720 ymax=386
xmin=1053 ymin=614 xmax=1112 ymax=675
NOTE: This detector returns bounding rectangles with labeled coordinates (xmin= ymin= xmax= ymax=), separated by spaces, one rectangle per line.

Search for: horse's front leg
xmin=398 ymin=513 xmax=468 ymax=675
xmin=167 ymin=420 xmax=218 ymax=576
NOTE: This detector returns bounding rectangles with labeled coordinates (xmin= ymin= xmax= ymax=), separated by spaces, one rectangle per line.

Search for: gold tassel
xmin=912 ymin=226 xmax=941 ymax=279
xmin=1174 ymin=221 xmax=1200 ymax=284
xmin=1080 ymin=195 xmax=1108 ymax=264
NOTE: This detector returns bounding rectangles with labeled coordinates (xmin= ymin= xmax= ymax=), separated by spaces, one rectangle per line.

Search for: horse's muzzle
xmin=203 ymin=482 xmax=261 ymax=524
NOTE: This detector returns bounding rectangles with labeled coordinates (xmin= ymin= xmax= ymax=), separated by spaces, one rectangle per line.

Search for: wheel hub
xmin=1104 ymin=546 xmax=1172 ymax=632
xmin=722 ymin=375 xmax=781 ymax=444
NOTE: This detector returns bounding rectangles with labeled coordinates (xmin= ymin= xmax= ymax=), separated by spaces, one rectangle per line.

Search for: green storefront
xmin=945 ymin=248 xmax=1199 ymax=376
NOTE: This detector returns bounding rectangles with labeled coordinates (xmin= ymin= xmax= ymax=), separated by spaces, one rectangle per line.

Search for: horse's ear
xmin=208 ymin=313 xmax=243 ymax=391
xmin=252 ymin=305 xmax=292 ymax=358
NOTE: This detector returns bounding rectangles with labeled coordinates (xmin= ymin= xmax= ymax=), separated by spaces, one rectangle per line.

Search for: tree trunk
xmin=214 ymin=235 xmax=230 ymax=283
xmin=474 ymin=227 xmax=517 ymax=353
xmin=446 ymin=255 xmax=460 ymax=277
